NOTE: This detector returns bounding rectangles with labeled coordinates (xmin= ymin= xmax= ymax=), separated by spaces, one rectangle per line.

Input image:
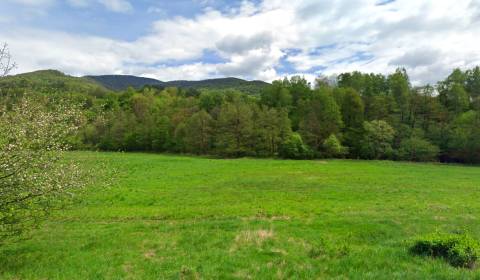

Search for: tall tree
xmin=337 ymin=71 xmax=365 ymax=92
xmin=340 ymin=88 xmax=365 ymax=156
xmin=253 ymin=106 xmax=292 ymax=156
xmin=260 ymin=80 xmax=292 ymax=108
xmin=184 ymin=110 xmax=214 ymax=154
xmin=216 ymin=99 xmax=254 ymax=156
xmin=438 ymin=68 xmax=469 ymax=115
xmin=299 ymin=88 xmax=343 ymax=152
xmin=388 ymin=68 xmax=411 ymax=122
xmin=151 ymin=115 xmax=171 ymax=152
xmin=288 ymin=76 xmax=312 ymax=105
xmin=466 ymin=66 xmax=480 ymax=99
xmin=447 ymin=110 xmax=480 ymax=163
xmin=438 ymin=71 xmax=469 ymax=115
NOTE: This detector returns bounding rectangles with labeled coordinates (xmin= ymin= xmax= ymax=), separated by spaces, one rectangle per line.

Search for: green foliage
xmin=0 ymin=96 xmax=92 ymax=243
xmin=438 ymin=69 xmax=470 ymax=115
xmin=260 ymin=79 xmax=292 ymax=108
xmin=388 ymin=68 xmax=411 ymax=121
xmin=0 ymin=70 xmax=110 ymax=98
xmin=3 ymin=66 xmax=480 ymax=162
xmin=339 ymin=88 xmax=364 ymax=156
xmin=398 ymin=137 xmax=439 ymax=162
xmin=184 ymin=110 xmax=214 ymax=154
xmin=299 ymin=88 xmax=343 ymax=152
xmin=466 ymin=66 xmax=480 ymax=99
xmin=360 ymin=120 xmax=395 ymax=159
xmin=88 ymin=75 xmax=269 ymax=95
xmin=411 ymin=233 xmax=480 ymax=268
xmin=447 ymin=111 xmax=480 ymax=163
xmin=322 ymin=134 xmax=347 ymax=158
xmin=340 ymin=88 xmax=364 ymax=129
xmin=253 ymin=106 xmax=292 ymax=156
xmin=278 ymin=133 xmax=312 ymax=159
xmin=216 ymin=99 xmax=255 ymax=156
xmin=85 ymin=75 xmax=163 ymax=91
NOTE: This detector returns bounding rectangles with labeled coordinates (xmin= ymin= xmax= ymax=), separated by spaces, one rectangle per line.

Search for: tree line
xmin=73 ymin=67 xmax=480 ymax=163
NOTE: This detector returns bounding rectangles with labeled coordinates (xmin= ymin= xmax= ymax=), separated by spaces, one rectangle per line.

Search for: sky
xmin=1 ymin=0 xmax=480 ymax=84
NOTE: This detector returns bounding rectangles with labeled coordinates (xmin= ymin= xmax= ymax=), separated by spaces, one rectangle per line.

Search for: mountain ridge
xmin=1 ymin=70 xmax=270 ymax=95
xmin=85 ymin=74 xmax=270 ymax=94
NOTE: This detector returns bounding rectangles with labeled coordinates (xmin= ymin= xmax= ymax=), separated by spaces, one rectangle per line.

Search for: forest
xmin=1 ymin=67 xmax=480 ymax=163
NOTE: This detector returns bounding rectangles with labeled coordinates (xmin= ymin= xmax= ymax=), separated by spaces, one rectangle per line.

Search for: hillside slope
xmin=87 ymin=74 xmax=269 ymax=94
xmin=0 ymin=70 xmax=111 ymax=97
xmin=165 ymin=77 xmax=269 ymax=95
xmin=84 ymin=75 xmax=165 ymax=91
xmin=1 ymin=70 xmax=270 ymax=96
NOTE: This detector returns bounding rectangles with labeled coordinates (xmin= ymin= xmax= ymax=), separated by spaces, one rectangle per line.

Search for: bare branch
xmin=0 ymin=43 xmax=17 ymax=77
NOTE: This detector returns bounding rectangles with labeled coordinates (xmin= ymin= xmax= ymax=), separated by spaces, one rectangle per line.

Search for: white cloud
xmin=2 ymin=0 xmax=480 ymax=84
xmin=2 ymin=28 xmax=126 ymax=76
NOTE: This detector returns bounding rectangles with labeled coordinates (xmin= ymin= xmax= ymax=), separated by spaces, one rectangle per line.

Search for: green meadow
xmin=1 ymin=152 xmax=480 ymax=279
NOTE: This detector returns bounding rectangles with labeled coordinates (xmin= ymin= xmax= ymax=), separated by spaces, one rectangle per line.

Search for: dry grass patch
xmin=232 ymin=270 xmax=253 ymax=279
xmin=143 ymin=250 xmax=156 ymax=259
xmin=231 ymin=229 xmax=274 ymax=251
xmin=121 ymin=262 xmax=137 ymax=280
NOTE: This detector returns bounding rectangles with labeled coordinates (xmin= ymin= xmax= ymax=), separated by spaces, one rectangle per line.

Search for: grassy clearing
xmin=1 ymin=152 xmax=480 ymax=279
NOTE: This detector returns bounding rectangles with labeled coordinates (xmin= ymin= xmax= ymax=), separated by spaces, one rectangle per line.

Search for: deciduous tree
xmin=0 ymin=97 xmax=87 ymax=242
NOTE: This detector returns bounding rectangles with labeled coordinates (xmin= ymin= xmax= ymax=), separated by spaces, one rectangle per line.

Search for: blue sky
xmin=1 ymin=0 xmax=480 ymax=84
xmin=2 ymin=1 xmax=226 ymax=40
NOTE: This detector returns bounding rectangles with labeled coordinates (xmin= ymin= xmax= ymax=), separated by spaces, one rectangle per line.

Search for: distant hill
xmin=0 ymin=70 xmax=111 ymax=97
xmin=0 ymin=70 xmax=270 ymax=96
xmin=164 ymin=77 xmax=270 ymax=95
xmin=84 ymin=75 xmax=165 ymax=91
xmin=86 ymin=75 xmax=270 ymax=94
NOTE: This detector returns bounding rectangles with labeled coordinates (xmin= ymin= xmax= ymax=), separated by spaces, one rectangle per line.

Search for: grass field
xmin=1 ymin=152 xmax=480 ymax=279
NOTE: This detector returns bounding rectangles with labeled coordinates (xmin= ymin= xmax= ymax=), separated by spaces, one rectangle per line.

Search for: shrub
xmin=279 ymin=133 xmax=313 ymax=159
xmin=360 ymin=120 xmax=395 ymax=159
xmin=410 ymin=233 xmax=480 ymax=268
xmin=322 ymin=134 xmax=348 ymax=158
xmin=398 ymin=137 xmax=440 ymax=162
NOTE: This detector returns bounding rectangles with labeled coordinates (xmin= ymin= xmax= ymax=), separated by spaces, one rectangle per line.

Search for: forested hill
xmin=84 ymin=75 xmax=164 ymax=90
xmin=0 ymin=70 xmax=111 ymax=97
xmin=86 ymin=75 xmax=269 ymax=94
xmin=164 ymin=78 xmax=269 ymax=95
xmin=0 ymin=70 xmax=270 ymax=96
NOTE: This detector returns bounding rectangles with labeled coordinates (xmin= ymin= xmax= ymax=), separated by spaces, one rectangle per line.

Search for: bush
xmin=398 ymin=137 xmax=440 ymax=162
xmin=410 ymin=233 xmax=480 ymax=268
xmin=279 ymin=133 xmax=313 ymax=159
xmin=360 ymin=120 xmax=395 ymax=159
xmin=322 ymin=134 xmax=347 ymax=158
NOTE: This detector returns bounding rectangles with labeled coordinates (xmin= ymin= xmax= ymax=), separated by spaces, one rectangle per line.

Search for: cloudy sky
xmin=1 ymin=0 xmax=479 ymax=84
